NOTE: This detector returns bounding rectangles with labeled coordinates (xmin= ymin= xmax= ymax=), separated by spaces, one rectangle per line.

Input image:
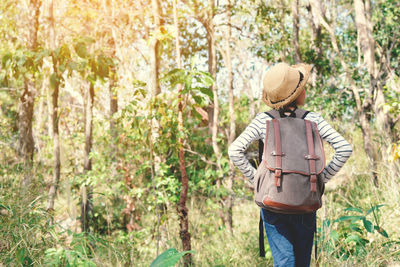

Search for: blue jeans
xmin=261 ymin=209 xmax=316 ymax=267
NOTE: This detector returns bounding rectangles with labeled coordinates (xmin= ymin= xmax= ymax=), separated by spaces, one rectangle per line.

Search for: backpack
xmin=254 ymin=108 xmax=326 ymax=214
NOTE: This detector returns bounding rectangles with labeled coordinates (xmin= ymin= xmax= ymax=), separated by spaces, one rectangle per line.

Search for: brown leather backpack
xmin=254 ymin=108 xmax=325 ymax=214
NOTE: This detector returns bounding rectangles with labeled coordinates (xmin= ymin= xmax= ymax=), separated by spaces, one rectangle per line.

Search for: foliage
xmin=319 ymin=204 xmax=389 ymax=259
xmin=1 ymin=0 xmax=400 ymax=266
xmin=150 ymin=248 xmax=195 ymax=267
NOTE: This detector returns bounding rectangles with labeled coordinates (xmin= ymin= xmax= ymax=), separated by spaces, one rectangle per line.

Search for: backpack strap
xmin=266 ymin=109 xmax=279 ymax=118
xmin=295 ymin=108 xmax=309 ymax=119
xmin=272 ymin=119 xmax=283 ymax=187
xmin=305 ymin=120 xmax=318 ymax=192
xmin=258 ymin=111 xmax=275 ymax=258
xmin=259 ymin=214 xmax=265 ymax=257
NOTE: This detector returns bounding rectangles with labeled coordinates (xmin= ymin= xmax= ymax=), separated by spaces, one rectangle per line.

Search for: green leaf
xmin=344 ymin=207 xmax=364 ymax=213
xmin=150 ymin=248 xmax=195 ymax=267
xmin=199 ymin=87 xmax=214 ymax=100
xmin=50 ymin=73 xmax=60 ymax=90
xmin=366 ymin=204 xmax=385 ymax=216
xmin=17 ymin=56 xmax=27 ymax=67
xmin=59 ymin=64 xmax=66 ymax=73
xmin=362 ymin=218 xmax=374 ymax=233
xmin=59 ymin=44 xmax=71 ymax=61
xmin=74 ymin=41 xmax=89 ymax=58
xmin=87 ymin=74 xmax=96 ymax=84
xmin=374 ymin=226 xmax=389 ymax=238
xmin=335 ymin=215 xmax=364 ymax=222
xmin=96 ymin=55 xmax=109 ymax=78
xmin=163 ymin=68 xmax=186 ymax=87
xmin=2 ymin=52 xmax=12 ymax=67
xmin=133 ymin=79 xmax=146 ymax=89
xmin=330 ymin=230 xmax=339 ymax=241
xmin=345 ymin=234 xmax=363 ymax=244
xmin=197 ymin=71 xmax=214 ymax=86
xmin=133 ymin=88 xmax=147 ymax=98
xmin=34 ymin=49 xmax=50 ymax=63
xmin=192 ymin=95 xmax=203 ymax=105
xmin=67 ymin=61 xmax=78 ymax=70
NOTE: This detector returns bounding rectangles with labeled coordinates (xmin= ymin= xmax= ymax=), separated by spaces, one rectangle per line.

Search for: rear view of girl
xmin=228 ymin=63 xmax=352 ymax=267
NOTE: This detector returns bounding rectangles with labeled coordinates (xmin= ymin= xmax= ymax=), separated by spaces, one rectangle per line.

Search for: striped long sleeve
xmin=228 ymin=111 xmax=352 ymax=183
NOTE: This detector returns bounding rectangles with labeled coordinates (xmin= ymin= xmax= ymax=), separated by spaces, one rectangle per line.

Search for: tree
xmin=218 ymin=0 xmax=235 ymax=234
xmin=47 ymin=0 xmax=61 ymax=211
xmin=308 ymin=0 xmax=382 ymax=185
xmin=173 ymin=2 xmax=192 ymax=264
xmin=17 ymin=0 xmax=41 ymax=186
xmin=291 ymin=0 xmax=301 ymax=63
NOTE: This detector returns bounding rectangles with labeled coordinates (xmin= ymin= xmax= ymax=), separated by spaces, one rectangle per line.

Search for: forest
xmin=0 ymin=0 xmax=399 ymax=266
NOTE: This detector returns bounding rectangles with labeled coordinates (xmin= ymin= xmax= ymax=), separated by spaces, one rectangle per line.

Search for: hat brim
xmin=263 ymin=63 xmax=313 ymax=109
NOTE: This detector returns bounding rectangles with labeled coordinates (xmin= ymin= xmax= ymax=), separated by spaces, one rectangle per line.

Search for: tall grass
xmin=1 ymin=126 xmax=399 ymax=266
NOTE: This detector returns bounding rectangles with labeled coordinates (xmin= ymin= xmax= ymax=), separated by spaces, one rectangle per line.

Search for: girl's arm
xmin=228 ymin=113 xmax=266 ymax=184
xmin=308 ymin=113 xmax=353 ymax=182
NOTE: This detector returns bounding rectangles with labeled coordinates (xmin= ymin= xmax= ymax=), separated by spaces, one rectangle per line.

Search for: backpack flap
xmin=263 ymin=118 xmax=325 ymax=177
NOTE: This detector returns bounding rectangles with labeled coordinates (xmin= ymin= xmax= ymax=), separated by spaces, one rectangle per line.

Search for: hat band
xmin=269 ymin=71 xmax=304 ymax=105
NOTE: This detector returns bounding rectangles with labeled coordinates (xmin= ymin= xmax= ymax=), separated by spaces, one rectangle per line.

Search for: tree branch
xmin=183 ymin=148 xmax=217 ymax=166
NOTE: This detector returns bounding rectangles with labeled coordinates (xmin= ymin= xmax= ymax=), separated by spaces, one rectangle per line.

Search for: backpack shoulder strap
xmin=295 ymin=108 xmax=310 ymax=119
xmin=265 ymin=110 xmax=279 ymax=119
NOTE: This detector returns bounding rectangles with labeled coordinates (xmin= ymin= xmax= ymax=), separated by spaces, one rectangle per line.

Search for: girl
xmin=228 ymin=62 xmax=352 ymax=267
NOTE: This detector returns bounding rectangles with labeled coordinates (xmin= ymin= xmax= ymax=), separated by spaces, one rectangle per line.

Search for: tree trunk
xmin=81 ymin=82 xmax=94 ymax=232
xmin=309 ymin=0 xmax=379 ymax=185
xmin=18 ymin=80 xmax=35 ymax=181
xmin=306 ymin=2 xmax=322 ymax=70
xmin=149 ymin=0 xmax=162 ymax=176
xmin=291 ymin=0 xmax=301 ymax=63
xmin=47 ymin=0 xmax=61 ymax=211
xmin=18 ymin=0 xmax=41 ymax=186
xmin=354 ymin=0 xmax=389 ymax=136
xmin=109 ymin=68 xmax=118 ymax=159
xmin=149 ymin=0 xmax=161 ymax=96
xmin=173 ymin=1 xmax=192 ymax=265
xmin=205 ymin=0 xmax=223 ymax=180
xmin=225 ymin=0 xmax=235 ymax=234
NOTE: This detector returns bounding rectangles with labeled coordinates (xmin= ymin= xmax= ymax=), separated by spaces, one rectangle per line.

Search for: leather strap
xmin=259 ymin=213 xmax=265 ymax=257
xmin=272 ymin=119 xmax=282 ymax=187
xmin=305 ymin=120 xmax=317 ymax=192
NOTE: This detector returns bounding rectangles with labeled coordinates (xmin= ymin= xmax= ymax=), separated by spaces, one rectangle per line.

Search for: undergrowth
xmin=1 ymin=127 xmax=400 ymax=266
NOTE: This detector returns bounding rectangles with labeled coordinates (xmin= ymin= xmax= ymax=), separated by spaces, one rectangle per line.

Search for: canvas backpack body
xmin=254 ymin=108 xmax=326 ymax=214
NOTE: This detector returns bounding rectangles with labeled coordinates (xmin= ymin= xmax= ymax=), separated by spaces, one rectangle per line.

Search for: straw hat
xmin=262 ymin=62 xmax=313 ymax=109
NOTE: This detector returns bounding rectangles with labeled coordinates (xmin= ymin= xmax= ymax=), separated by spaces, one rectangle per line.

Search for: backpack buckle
xmin=271 ymin=151 xmax=285 ymax=156
xmin=305 ymin=154 xmax=319 ymax=160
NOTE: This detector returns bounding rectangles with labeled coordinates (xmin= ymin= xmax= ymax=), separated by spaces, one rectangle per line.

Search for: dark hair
xmin=275 ymin=71 xmax=304 ymax=117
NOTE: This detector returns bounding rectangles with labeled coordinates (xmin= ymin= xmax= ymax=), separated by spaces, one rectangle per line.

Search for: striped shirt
xmin=228 ymin=111 xmax=352 ymax=184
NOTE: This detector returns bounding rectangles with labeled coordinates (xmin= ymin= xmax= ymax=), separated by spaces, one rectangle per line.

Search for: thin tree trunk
xmin=109 ymin=68 xmax=118 ymax=158
xmin=291 ymin=0 xmax=301 ymax=63
xmin=173 ymin=1 xmax=192 ymax=265
xmin=307 ymin=2 xmax=322 ymax=65
xmin=205 ymin=0 xmax=223 ymax=180
xmin=18 ymin=0 xmax=41 ymax=186
xmin=47 ymin=0 xmax=61 ymax=211
xmin=100 ymin=0 xmax=119 ymax=160
xmin=225 ymin=0 xmax=235 ymax=234
xmin=149 ymin=0 xmax=162 ymax=177
xmin=149 ymin=0 xmax=161 ymax=96
xmin=81 ymin=82 xmax=94 ymax=232
xmin=46 ymin=83 xmax=54 ymax=138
